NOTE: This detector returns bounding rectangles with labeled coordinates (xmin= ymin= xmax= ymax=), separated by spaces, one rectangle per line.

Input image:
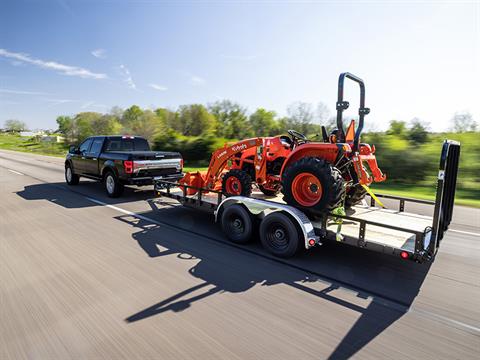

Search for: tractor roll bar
xmin=336 ymin=72 xmax=370 ymax=151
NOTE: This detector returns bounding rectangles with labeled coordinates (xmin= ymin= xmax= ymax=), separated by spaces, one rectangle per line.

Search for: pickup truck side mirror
xmin=69 ymin=145 xmax=79 ymax=154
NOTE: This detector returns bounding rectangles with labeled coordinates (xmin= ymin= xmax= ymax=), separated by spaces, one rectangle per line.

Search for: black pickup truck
xmin=65 ymin=135 xmax=183 ymax=197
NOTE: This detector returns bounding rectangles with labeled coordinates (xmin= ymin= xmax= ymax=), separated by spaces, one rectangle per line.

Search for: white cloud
xmin=0 ymin=88 xmax=47 ymax=95
xmin=0 ymin=48 xmax=107 ymax=79
xmin=81 ymin=101 xmax=96 ymax=109
xmin=119 ymin=64 xmax=136 ymax=90
xmin=191 ymin=75 xmax=205 ymax=85
xmin=43 ymin=98 xmax=78 ymax=108
xmin=149 ymin=83 xmax=168 ymax=91
xmin=91 ymin=48 xmax=107 ymax=59
xmin=81 ymin=101 xmax=108 ymax=110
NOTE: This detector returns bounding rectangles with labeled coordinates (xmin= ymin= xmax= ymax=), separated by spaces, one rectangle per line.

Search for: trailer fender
xmin=215 ymin=196 xmax=320 ymax=249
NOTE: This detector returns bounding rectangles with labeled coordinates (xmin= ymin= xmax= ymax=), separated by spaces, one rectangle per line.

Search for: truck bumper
xmin=125 ymin=173 xmax=184 ymax=186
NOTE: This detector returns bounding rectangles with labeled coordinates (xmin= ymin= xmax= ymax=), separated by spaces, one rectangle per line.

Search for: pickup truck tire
xmin=221 ymin=204 xmax=253 ymax=244
xmin=104 ymin=170 xmax=124 ymax=197
xmin=65 ymin=163 xmax=79 ymax=185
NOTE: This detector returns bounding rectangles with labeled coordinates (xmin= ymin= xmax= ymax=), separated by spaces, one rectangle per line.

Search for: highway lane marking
xmin=7 ymin=169 xmax=24 ymax=175
xmin=450 ymin=229 xmax=480 ymax=237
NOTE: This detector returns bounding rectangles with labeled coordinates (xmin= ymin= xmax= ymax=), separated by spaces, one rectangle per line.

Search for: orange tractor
xmin=180 ymin=72 xmax=386 ymax=213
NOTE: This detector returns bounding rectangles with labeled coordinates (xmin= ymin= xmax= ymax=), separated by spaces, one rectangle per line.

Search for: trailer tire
xmin=260 ymin=212 xmax=301 ymax=258
xmin=222 ymin=169 xmax=252 ymax=197
xmin=221 ymin=204 xmax=253 ymax=244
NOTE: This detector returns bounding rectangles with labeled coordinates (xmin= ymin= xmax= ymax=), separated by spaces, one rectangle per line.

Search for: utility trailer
xmin=154 ymin=140 xmax=460 ymax=263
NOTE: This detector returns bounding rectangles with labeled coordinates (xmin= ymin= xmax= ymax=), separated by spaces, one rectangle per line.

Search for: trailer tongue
xmin=154 ymin=140 xmax=460 ymax=262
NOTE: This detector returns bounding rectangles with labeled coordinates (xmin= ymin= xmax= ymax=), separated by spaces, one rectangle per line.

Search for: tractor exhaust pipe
xmin=336 ymin=72 xmax=370 ymax=152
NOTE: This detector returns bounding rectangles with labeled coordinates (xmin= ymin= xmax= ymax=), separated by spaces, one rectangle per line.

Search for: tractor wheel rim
xmin=291 ymin=172 xmax=323 ymax=207
xmin=66 ymin=167 xmax=72 ymax=182
xmin=226 ymin=177 xmax=242 ymax=195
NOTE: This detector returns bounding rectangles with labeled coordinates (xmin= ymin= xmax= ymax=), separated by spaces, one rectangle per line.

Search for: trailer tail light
xmin=400 ymin=251 xmax=409 ymax=260
xmin=124 ymin=160 xmax=134 ymax=174
xmin=308 ymin=239 xmax=316 ymax=246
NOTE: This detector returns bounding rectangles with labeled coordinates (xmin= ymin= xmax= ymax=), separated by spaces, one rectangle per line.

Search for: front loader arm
xmin=204 ymin=138 xmax=263 ymax=189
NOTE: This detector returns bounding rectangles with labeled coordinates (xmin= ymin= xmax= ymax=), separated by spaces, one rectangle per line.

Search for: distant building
xmin=40 ymin=135 xmax=65 ymax=143
xmin=20 ymin=131 xmax=44 ymax=137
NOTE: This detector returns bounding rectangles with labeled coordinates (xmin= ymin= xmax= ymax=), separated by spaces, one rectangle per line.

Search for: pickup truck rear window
xmin=105 ymin=137 xmax=150 ymax=152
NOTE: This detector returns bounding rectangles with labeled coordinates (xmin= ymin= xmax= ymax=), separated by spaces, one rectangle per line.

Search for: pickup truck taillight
xmin=124 ymin=160 xmax=134 ymax=174
xmin=180 ymin=158 xmax=184 ymax=169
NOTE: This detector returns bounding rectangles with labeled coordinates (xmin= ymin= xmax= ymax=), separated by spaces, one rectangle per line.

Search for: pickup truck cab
xmin=65 ymin=135 xmax=183 ymax=197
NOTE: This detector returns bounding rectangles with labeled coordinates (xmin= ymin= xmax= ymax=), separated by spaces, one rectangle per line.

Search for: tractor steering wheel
xmin=287 ymin=129 xmax=308 ymax=143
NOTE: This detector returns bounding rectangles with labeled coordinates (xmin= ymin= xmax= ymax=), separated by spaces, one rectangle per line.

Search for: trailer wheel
xmin=221 ymin=204 xmax=253 ymax=244
xmin=260 ymin=212 xmax=301 ymax=258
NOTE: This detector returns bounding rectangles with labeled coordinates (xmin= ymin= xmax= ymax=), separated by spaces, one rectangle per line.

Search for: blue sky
xmin=0 ymin=0 xmax=478 ymax=131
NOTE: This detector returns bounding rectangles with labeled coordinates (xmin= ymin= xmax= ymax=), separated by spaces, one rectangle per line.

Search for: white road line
xmin=450 ymin=229 xmax=480 ymax=237
xmin=7 ymin=169 xmax=24 ymax=176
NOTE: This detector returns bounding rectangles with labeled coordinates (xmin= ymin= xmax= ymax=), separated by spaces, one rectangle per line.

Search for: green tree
xmin=4 ymin=119 xmax=27 ymax=133
xmin=208 ymin=100 xmax=250 ymax=138
xmin=178 ymin=104 xmax=216 ymax=136
xmin=451 ymin=111 xmax=477 ymax=132
xmin=387 ymin=120 xmax=407 ymax=137
xmin=155 ymin=107 xmax=177 ymax=130
xmin=74 ymin=112 xmax=102 ymax=142
xmin=286 ymin=102 xmax=313 ymax=135
xmin=122 ymin=105 xmax=143 ymax=128
xmin=407 ymin=118 xmax=429 ymax=145
xmin=56 ymin=116 xmax=72 ymax=133
xmin=129 ymin=110 xmax=164 ymax=141
xmin=249 ymin=108 xmax=278 ymax=136
xmin=91 ymin=114 xmax=122 ymax=136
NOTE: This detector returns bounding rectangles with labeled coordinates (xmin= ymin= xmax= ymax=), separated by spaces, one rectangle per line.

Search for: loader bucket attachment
xmin=178 ymin=172 xmax=206 ymax=196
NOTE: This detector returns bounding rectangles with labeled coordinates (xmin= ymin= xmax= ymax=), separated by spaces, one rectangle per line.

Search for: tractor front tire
xmin=345 ymin=184 xmax=367 ymax=208
xmin=222 ymin=169 xmax=252 ymax=197
xmin=281 ymin=157 xmax=345 ymax=213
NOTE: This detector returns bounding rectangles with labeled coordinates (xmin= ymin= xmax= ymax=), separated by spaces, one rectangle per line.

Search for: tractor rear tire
xmin=345 ymin=184 xmax=367 ymax=208
xmin=281 ymin=157 xmax=345 ymax=213
xmin=222 ymin=169 xmax=252 ymax=197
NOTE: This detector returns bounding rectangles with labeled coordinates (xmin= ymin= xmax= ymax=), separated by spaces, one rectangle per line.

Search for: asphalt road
xmin=1 ymin=149 xmax=479 ymax=359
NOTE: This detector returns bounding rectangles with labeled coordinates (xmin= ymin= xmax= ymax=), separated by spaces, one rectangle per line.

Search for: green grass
xmin=0 ymin=134 xmax=68 ymax=157
xmin=371 ymin=183 xmax=480 ymax=208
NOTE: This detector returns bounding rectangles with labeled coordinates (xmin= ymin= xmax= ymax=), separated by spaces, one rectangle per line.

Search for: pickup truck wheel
xmin=104 ymin=171 xmax=124 ymax=197
xmin=65 ymin=163 xmax=79 ymax=185
xmin=221 ymin=204 xmax=253 ymax=244
xmin=260 ymin=212 xmax=301 ymax=258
